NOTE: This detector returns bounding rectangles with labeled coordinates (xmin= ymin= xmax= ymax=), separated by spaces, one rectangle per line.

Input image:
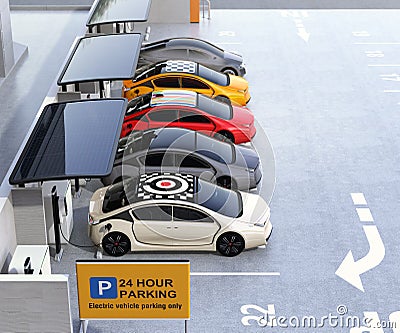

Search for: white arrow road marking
xmin=294 ymin=19 xmax=310 ymax=42
xmin=336 ymin=225 xmax=385 ymax=292
xmin=297 ymin=28 xmax=310 ymax=42
xmin=356 ymin=208 xmax=374 ymax=222
xmin=351 ymin=193 xmax=367 ymax=205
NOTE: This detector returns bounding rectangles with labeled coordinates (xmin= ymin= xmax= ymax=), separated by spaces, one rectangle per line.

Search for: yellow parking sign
xmin=76 ymin=260 xmax=190 ymax=320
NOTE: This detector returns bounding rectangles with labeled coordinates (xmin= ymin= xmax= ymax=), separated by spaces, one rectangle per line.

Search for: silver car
xmin=102 ymin=128 xmax=262 ymax=190
xmin=138 ymin=37 xmax=246 ymax=76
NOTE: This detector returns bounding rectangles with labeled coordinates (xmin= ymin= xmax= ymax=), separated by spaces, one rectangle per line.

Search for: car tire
xmin=216 ymin=131 xmax=235 ymax=143
xmin=222 ymin=67 xmax=238 ymax=76
xmin=216 ymin=232 xmax=245 ymax=257
xmin=102 ymin=231 xmax=131 ymax=257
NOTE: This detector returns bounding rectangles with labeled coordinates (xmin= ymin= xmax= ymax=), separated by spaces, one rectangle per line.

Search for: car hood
xmin=235 ymin=145 xmax=259 ymax=169
xmin=224 ymin=51 xmax=243 ymax=64
xmin=228 ymin=75 xmax=249 ymax=90
xmin=231 ymin=105 xmax=254 ymax=125
xmin=238 ymin=191 xmax=270 ymax=224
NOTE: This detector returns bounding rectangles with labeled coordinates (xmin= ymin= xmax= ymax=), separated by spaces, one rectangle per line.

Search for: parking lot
xmin=5 ymin=8 xmax=400 ymax=333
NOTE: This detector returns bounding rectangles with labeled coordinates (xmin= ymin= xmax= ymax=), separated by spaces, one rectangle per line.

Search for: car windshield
xmin=196 ymin=179 xmax=242 ymax=218
xmin=168 ymin=39 xmax=224 ymax=56
xmin=195 ymin=133 xmax=234 ymax=164
xmin=102 ymin=178 xmax=138 ymax=213
xmin=198 ymin=65 xmax=229 ymax=86
xmin=197 ymin=94 xmax=232 ymax=120
xmin=134 ymin=63 xmax=165 ymax=82
xmin=117 ymin=130 xmax=157 ymax=161
xmin=126 ymin=93 xmax=152 ymax=115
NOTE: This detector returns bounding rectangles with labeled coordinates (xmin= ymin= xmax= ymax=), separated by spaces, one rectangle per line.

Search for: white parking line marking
xmin=351 ymin=193 xmax=367 ymax=205
xmin=356 ymin=208 xmax=374 ymax=222
xmin=368 ymin=64 xmax=400 ymax=67
xmin=191 ymin=272 xmax=280 ymax=276
xmin=355 ymin=42 xmax=400 ymax=45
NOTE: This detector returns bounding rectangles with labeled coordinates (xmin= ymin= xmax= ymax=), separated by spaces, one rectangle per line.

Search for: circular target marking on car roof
xmin=143 ymin=174 xmax=190 ymax=195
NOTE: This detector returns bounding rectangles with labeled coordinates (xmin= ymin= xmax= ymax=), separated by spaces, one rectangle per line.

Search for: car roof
xmin=161 ymin=60 xmax=198 ymax=75
xmin=150 ymin=90 xmax=197 ymax=108
xmin=149 ymin=128 xmax=196 ymax=150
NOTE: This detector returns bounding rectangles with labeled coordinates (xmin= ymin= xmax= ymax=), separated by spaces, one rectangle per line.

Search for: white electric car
xmin=88 ymin=173 xmax=272 ymax=257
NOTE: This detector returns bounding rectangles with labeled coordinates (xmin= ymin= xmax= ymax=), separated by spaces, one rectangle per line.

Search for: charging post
xmin=51 ymin=186 xmax=63 ymax=261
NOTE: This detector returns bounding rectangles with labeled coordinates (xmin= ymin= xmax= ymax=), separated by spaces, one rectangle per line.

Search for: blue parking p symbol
xmin=90 ymin=277 xmax=118 ymax=299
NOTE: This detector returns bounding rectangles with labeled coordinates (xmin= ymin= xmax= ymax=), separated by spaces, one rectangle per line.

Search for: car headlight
xmin=245 ymin=168 xmax=255 ymax=173
xmin=241 ymin=123 xmax=251 ymax=128
xmin=238 ymin=89 xmax=246 ymax=93
xmin=255 ymin=220 xmax=266 ymax=227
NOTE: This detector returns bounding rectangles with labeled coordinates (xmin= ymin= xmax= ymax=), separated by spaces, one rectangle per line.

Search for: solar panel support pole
xmin=51 ymin=185 xmax=63 ymax=262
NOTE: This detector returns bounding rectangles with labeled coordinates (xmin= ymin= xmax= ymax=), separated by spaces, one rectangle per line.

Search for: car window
xmin=144 ymin=152 xmax=174 ymax=166
xmin=147 ymin=109 xmax=178 ymax=122
xmin=196 ymin=179 xmax=242 ymax=218
xmin=179 ymin=111 xmax=211 ymax=123
xmin=133 ymin=205 xmax=172 ymax=221
xmin=197 ymin=94 xmax=232 ymax=120
xmin=162 ymin=48 xmax=188 ymax=58
xmin=180 ymin=154 xmax=209 ymax=168
xmin=196 ymin=133 xmax=234 ymax=164
xmin=198 ymin=65 xmax=228 ymax=86
xmin=173 ymin=206 xmax=213 ymax=222
xmin=153 ymin=77 xmax=180 ymax=88
xmin=181 ymin=77 xmax=209 ymax=89
xmin=189 ymin=49 xmax=209 ymax=61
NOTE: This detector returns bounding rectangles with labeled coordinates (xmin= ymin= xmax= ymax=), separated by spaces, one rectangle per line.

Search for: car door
xmin=171 ymin=205 xmax=220 ymax=246
xmin=176 ymin=153 xmax=216 ymax=183
xmin=147 ymin=108 xmax=179 ymax=129
xmin=178 ymin=109 xmax=216 ymax=136
xmin=131 ymin=205 xmax=173 ymax=245
xmin=181 ymin=77 xmax=214 ymax=97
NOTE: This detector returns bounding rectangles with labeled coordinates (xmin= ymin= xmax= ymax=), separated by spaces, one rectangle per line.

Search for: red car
xmin=121 ymin=90 xmax=256 ymax=144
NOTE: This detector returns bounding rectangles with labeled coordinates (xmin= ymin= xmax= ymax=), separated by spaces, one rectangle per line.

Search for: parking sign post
xmin=76 ymin=260 xmax=190 ymax=332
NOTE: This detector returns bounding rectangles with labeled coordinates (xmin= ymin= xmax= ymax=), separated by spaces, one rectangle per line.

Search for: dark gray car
xmin=102 ymin=128 xmax=261 ymax=190
xmin=138 ymin=37 xmax=246 ymax=76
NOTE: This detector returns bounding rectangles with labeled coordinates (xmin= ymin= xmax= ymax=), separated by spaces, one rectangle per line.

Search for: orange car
xmin=123 ymin=60 xmax=250 ymax=106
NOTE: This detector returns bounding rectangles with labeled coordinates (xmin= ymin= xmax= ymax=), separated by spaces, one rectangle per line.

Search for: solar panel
xmin=87 ymin=0 xmax=151 ymax=26
xmin=58 ymin=34 xmax=143 ymax=85
xmin=9 ymin=99 xmax=127 ymax=185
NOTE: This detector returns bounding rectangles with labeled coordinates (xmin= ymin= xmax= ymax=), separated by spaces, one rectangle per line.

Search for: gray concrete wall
xmin=0 ymin=0 xmax=14 ymax=76
xmin=0 ymin=195 xmax=17 ymax=273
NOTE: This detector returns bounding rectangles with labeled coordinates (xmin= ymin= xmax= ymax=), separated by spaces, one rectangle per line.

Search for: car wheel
xmin=217 ymin=232 xmax=245 ymax=257
xmin=215 ymin=95 xmax=231 ymax=105
xmin=217 ymin=131 xmax=235 ymax=143
xmin=102 ymin=231 xmax=131 ymax=257
xmin=222 ymin=67 xmax=238 ymax=76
